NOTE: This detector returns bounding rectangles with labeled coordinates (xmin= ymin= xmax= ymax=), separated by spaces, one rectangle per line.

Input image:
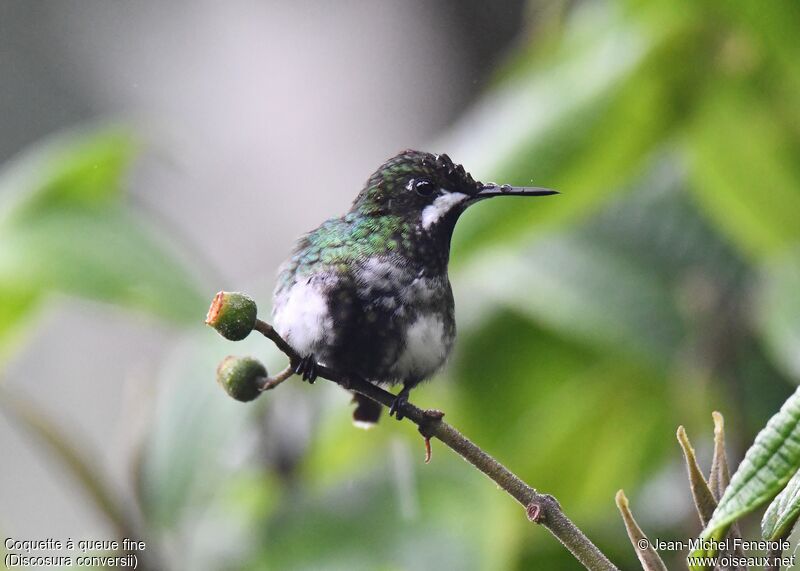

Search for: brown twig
xmin=259 ymin=365 xmax=295 ymax=391
xmin=253 ymin=319 xmax=618 ymax=571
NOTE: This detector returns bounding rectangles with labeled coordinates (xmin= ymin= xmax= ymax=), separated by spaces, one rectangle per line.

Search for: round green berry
xmin=216 ymin=355 xmax=267 ymax=402
xmin=206 ymin=291 xmax=258 ymax=341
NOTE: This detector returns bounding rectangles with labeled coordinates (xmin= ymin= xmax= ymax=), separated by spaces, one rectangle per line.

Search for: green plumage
xmin=278 ymin=214 xmax=408 ymax=289
xmin=271 ymin=149 xmax=556 ymax=423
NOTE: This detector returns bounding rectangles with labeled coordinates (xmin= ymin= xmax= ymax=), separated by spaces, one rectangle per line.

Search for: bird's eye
xmin=412 ymin=179 xmax=436 ymax=197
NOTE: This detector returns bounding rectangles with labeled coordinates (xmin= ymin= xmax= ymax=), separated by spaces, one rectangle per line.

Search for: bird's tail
xmin=351 ymin=392 xmax=382 ymax=428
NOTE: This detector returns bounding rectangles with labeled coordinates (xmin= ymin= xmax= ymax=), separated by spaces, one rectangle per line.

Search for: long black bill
xmin=475 ymin=182 xmax=559 ymax=199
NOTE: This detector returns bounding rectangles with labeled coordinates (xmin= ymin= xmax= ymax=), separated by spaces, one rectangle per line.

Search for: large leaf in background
xmin=708 ymin=0 xmax=800 ymax=99
xmin=443 ymin=3 xmax=648 ymax=258
xmin=0 ymin=129 xmax=132 ymax=219
xmin=0 ymin=128 xmax=206 ymax=358
xmin=0 ymin=286 xmax=39 ymax=360
xmin=756 ymin=250 xmax=800 ymax=382
xmin=444 ymin=1 xmax=708 ymax=264
xmin=301 ymin=377 xmax=530 ymax=568
xmin=456 ymin=156 xmax=750 ymax=369
xmin=248 ymin=451 xmax=526 ymax=571
xmin=451 ymin=310 xmax=675 ymax=517
xmin=459 ymin=237 xmax=682 ymax=365
xmin=688 ymin=87 xmax=800 ymax=260
xmin=0 ymin=207 xmax=204 ymax=324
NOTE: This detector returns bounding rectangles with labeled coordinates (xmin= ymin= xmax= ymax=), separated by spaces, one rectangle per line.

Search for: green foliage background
xmin=3 ymin=0 xmax=800 ymax=569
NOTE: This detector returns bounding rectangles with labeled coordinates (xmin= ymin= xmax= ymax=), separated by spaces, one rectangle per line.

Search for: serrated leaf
xmin=689 ymin=385 xmax=800 ymax=566
xmin=762 ymin=466 xmax=800 ymax=541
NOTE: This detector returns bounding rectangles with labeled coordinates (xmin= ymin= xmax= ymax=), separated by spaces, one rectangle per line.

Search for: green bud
xmin=216 ymin=356 xmax=267 ymax=402
xmin=206 ymin=291 xmax=257 ymax=341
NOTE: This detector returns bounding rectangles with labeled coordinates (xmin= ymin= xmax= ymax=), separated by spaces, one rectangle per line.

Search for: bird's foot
xmin=389 ymin=385 xmax=411 ymax=421
xmin=415 ymin=410 xmax=445 ymax=463
xmin=294 ymin=354 xmax=318 ymax=383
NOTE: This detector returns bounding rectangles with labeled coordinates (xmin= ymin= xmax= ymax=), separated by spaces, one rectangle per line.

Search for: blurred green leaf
xmin=0 ymin=128 xmax=206 ymax=349
xmin=761 ymin=465 xmax=800 ymax=541
xmin=690 ymin=385 xmax=800 ymax=565
xmin=0 ymin=129 xmax=134 ymax=219
xmin=445 ymin=5 xmax=649 ymax=257
xmin=139 ymin=336 xmax=262 ymax=530
xmin=456 ymin=159 xmax=745 ymax=368
xmin=459 ymin=233 xmax=683 ymax=365
xmin=709 ymin=0 xmax=800 ymax=97
xmin=452 ymin=311 xmax=673 ymax=515
xmin=0 ymin=285 xmax=40 ymax=362
xmin=756 ymin=250 xmax=800 ymax=381
xmin=249 ymin=459 xmax=496 ymax=571
xmin=448 ymin=5 xmax=709 ymax=263
xmin=688 ymin=88 xmax=800 ymax=259
xmin=0 ymin=207 xmax=204 ymax=323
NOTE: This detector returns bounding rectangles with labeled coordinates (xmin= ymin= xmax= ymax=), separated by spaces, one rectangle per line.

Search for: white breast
xmin=272 ymin=277 xmax=333 ymax=357
xmin=391 ymin=313 xmax=448 ymax=381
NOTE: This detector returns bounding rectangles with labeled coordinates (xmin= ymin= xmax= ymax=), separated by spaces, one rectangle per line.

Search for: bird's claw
xmin=388 ymin=395 xmax=407 ymax=420
xmin=389 ymin=387 xmax=410 ymax=420
xmin=294 ymin=354 xmax=318 ymax=383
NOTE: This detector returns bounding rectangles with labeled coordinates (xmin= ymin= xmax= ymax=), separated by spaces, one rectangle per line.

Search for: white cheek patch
xmin=421 ymin=191 xmax=468 ymax=230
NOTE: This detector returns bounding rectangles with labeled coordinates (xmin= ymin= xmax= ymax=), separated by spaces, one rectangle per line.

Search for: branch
xmin=253 ymin=319 xmax=618 ymax=571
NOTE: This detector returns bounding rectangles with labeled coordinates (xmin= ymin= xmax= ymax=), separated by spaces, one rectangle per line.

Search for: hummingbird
xmin=272 ymin=150 xmax=556 ymax=425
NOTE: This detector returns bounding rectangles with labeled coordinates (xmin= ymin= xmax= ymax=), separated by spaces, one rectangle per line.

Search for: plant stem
xmin=253 ymin=319 xmax=618 ymax=571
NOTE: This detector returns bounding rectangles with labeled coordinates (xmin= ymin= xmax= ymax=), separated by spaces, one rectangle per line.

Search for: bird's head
xmin=350 ymin=150 xmax=557 ymax=236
